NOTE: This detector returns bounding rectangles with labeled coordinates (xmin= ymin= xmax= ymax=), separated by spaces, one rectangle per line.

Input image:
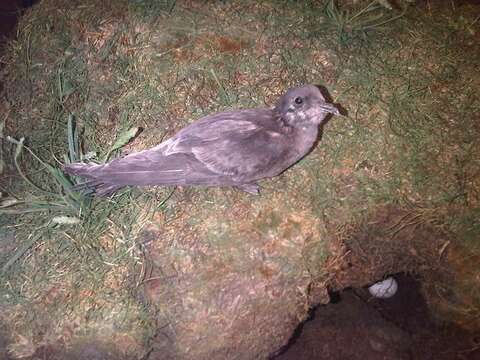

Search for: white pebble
xmin=368 ymin=277 xmax=398 ymax=299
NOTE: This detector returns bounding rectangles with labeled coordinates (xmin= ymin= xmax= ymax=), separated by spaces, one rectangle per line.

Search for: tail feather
xmin=64 ymin=163 xmax=125 ymax=196
xmin=64 ymin=163 xmax=103 ymax=177
xmin=63 ymin=152 xmax=231 ymax=196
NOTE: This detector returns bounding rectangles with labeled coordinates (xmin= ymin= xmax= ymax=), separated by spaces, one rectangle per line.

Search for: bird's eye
xmin=294 ymin=97 xmax=303 ymax=105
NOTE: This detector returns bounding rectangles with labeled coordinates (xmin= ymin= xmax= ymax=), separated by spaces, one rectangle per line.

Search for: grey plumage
xmin=64 ymin=85 xmax=339 ymax=196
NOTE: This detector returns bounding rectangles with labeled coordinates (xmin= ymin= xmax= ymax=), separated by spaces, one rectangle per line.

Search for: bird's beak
xmin=318 ymin=102 xmax=340 ymax=115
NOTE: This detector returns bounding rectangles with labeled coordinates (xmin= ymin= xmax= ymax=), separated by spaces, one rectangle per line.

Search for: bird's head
xmin=275 ymin=85 xmax=339 ymax=127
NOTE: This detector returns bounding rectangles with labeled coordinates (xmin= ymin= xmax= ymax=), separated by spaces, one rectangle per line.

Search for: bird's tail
xmin=64 ymin=163 xmax=124 ymax=197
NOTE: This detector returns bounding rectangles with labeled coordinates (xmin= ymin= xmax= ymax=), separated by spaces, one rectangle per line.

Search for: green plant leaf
xmin=67 ymin=114 xmax=78 ymax=163
xmin=61 ymin=78 xmax=75 ymax=99
xmin=104 ymin=127 xmax=140 ymax=162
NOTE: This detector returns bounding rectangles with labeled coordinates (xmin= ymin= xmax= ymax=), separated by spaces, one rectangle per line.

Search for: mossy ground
xmin=0 ymin=0 xmax=479 ymax=358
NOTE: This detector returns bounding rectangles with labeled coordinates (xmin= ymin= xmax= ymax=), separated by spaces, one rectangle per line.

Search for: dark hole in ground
xmin=272 ymin=273 xmax=480 ymax=360
xmin=0 ymin=0 xmax=39 ymax=51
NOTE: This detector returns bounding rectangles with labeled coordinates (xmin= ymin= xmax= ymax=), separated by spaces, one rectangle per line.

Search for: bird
xmin=64 ymin=85 xmax=340 ymax=196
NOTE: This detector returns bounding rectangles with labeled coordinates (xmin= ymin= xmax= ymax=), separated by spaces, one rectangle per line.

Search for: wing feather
xmin=162 ymin=108 xmax=287 ymax=179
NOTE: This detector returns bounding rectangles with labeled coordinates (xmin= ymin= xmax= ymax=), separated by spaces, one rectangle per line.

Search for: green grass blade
xmin=67 ymin=114 xmax=78 ymax=163
xmin=1 ymin=229 xmax=46 ymax=274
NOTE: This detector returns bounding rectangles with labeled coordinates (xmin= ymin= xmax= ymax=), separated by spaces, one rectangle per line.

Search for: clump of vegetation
xmin=323 ymin=0 xmax=408 ymax=42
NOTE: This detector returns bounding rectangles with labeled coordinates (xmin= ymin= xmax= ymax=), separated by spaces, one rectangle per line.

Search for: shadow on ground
xmin=274 ymin=273 xmax=480 ymax=360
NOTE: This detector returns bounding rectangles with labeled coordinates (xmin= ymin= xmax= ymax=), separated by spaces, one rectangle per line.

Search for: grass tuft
xmin=322 ymin=0 xmax=407 ymax=43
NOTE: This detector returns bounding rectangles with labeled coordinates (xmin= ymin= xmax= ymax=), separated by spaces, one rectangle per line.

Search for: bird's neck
xmin=274 ymin=112 xmax=319 ymax=152
xmin=294 ymin=124 xmax=319 ymax=153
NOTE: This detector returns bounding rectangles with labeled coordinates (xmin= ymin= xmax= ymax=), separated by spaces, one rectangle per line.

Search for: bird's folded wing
xmin=170 ymin=116 xmax=287 ymax=177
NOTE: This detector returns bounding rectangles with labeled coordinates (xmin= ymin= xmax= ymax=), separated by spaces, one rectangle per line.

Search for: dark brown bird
xmin=64 ymin=85 xmax=339 ymax=196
